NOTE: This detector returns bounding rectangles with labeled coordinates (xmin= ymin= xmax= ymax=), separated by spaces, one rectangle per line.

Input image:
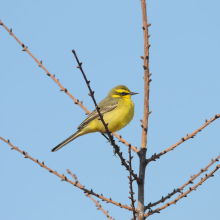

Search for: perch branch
xmin=71 ymin=50 xmax=141 ymax=184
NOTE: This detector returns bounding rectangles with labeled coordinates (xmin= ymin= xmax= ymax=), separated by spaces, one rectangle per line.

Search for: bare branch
xmin=113 ymin=132 xmax=139 ymax=153
xmin=0 ymin=136 xmax=134 ymax=212
xmin=137 ymin=0 xmax=150 ymax=219
xmin=71 ymin=50 xmax=141 ymax=184
xmin=140 ymin=0 xmax=150 ymax=150
xmin=144 ymin=188 xmax=181 ymax=211
xmin=0 ymin=19 xmax=137 ymax=153
xmin=146 ymin=113 xmax=220 ymax=164
xmin=127 ymin=145 xmax=137 ymax=220
xmin=67 ymin=169 xmax=114 ymax=220
xmin=144 ymin=159 xmax=220 ymax=218
xmin=145 ymin=155 xmax=220 ymax=211
xmin=179 ymin=155 xmax=220 ymax=191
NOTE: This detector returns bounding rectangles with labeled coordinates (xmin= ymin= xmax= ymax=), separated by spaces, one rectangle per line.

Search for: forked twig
xmin=0 ymin=136 xmax=134 ymax=212
xmin=146 ymin=114 xmax=220 ymax=164
xmin=0 ymin=19 xmax=138 ymax=153
xmin=67 ymin=169 xmax=114 ymax=220
xmin=145 ymin=155 xmax=220 ymax=210
xmin=71 ymin=50 xmax=141 ymax=184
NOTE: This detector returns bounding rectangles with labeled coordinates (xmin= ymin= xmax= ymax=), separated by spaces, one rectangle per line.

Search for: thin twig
xmin=113 ymin=132 xmax=139 ymax=153
xmin=0 ymin=136 xmax=134 ymax=212
xmin=179 ymin=155 xmax=220 ymax=191
xmin=0 ymin=19 xmax=138 ymax=153
xmin=145 ymin=155 xmax=220 ymax=211
xmin=144 ymin=188 xmax=181 ymax=211
xmin=144 ymin=162 xmax=220 ymax=217
xmin=67 ymin=169 xmax=114 ymax=220
xmin=127 ymin=145 xmax=136 ymax=220
xmin=146 ymin=113 xmax=220 ymax=164
xmin=71 ymin=50 xmax=141 ymax=184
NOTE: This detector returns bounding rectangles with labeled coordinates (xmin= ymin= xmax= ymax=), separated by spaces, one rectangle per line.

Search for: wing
xmin=77 ymin=100 xmax=118 ymax=130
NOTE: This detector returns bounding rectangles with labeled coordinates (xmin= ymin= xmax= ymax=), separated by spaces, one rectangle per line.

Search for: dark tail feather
xmin=51 ymin=130 xmax=81 ymax=152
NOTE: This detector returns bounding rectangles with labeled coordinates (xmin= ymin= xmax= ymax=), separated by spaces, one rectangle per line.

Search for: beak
xmin=129 ymin=92 xmax=139 ymax=95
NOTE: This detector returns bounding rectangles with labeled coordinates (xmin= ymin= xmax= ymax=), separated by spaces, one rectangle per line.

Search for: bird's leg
xmin=101 ymin=132 xmax=118 ymax=156
xmin=101 ymin=133 xmax=109 ymax=142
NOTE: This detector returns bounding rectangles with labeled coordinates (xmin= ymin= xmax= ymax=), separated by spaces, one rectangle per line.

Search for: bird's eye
xmin=121 ymin=92 xmax=126 ymax=96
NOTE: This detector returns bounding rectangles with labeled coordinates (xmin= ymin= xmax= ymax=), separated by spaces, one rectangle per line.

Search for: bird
xmin=51 ymin=85 xmax=138 ymax=152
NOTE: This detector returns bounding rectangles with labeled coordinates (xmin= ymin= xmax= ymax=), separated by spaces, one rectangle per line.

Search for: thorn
xmin=142 ymin=26 xmax=145 ymax=30
xmin=149 ymin=111 xmax=152 ymax=114
xmin=9 ymin=28 xmax=12 ymax=34
xmin=7 ymin=139 xmax=10 ymax=143
xmin=147 ymin=23 xmax=151 ymax=27
xmin=0 ymin=20 xmax=3 ymax=25
xmin=143 ymin=65 xmax=147 ymax=70
xmin=148 ymin=34 xmax=151 ymax=38
xmin=22 ymin=44 xmax=25 ymax=48
xmin=22 ymin=46 xmax=27 ymax=51
xmin=47 ymin=73 xmax=50 ymax=76
xmin=140 ymin=56 xmax=144 ymax=59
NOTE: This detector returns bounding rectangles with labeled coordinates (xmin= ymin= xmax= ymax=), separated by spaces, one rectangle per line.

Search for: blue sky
xmin=0 ymin=1 xmax=220 ymax=220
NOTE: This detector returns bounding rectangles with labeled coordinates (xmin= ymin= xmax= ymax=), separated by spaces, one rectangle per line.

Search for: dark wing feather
xmin=77 ymin=102 xmax=118 ymax=130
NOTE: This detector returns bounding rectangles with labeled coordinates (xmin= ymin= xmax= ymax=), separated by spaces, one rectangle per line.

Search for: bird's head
xmin=108 ymin=85 xmax=138 ymax=99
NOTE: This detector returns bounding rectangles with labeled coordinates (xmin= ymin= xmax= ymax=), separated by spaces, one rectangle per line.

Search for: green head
xmin=108 ymin=85 xmax=138 ymax=99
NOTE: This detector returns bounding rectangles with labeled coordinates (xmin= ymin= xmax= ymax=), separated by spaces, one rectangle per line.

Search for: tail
xmin=51 ymin=130 xmax=82 ymax=152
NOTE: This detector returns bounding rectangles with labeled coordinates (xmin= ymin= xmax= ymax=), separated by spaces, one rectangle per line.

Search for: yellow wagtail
xmin=52 ymin=85 xmax=138 ymax=152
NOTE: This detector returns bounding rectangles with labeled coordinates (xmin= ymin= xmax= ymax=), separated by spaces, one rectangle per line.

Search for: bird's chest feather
xmin=104 ymin=98 xmax=134 ymax=132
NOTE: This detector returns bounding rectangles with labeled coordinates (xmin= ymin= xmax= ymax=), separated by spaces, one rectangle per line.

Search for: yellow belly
xmin=87 ymin=98 xmax=134 ymax=133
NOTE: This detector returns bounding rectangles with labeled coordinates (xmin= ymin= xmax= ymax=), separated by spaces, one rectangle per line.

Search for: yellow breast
xmin=88 ymin=97 xmax=134 ymax=133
